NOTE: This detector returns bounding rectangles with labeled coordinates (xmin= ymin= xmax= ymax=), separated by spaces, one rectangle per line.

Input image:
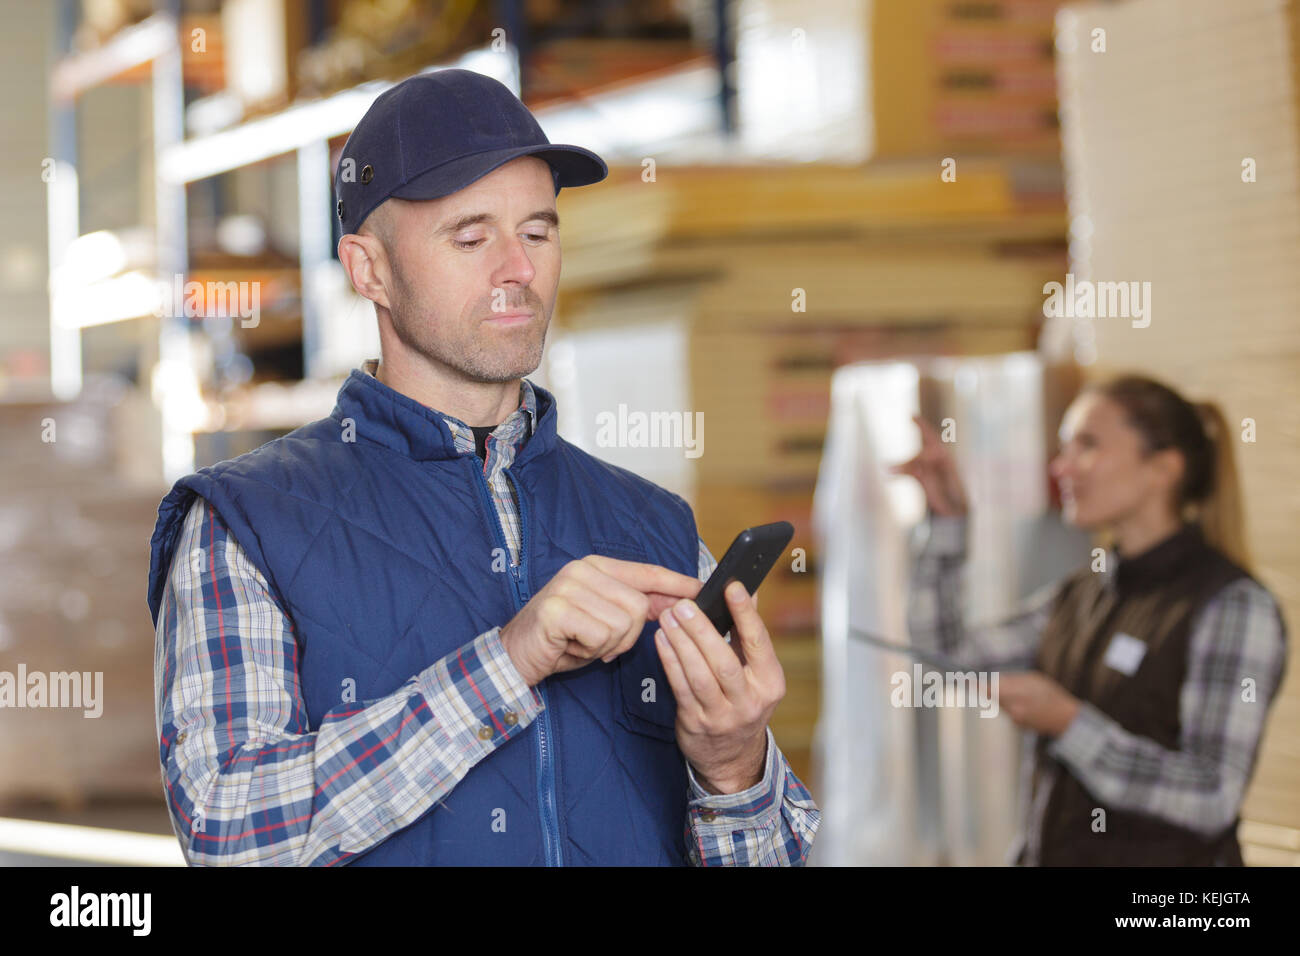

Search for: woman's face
xmin=1049 ymin=392 xmax=1181 ymax=530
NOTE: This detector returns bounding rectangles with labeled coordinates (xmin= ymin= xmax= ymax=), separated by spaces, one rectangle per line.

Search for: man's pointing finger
xmin=583 ymin=555 xmax=703 ymax=602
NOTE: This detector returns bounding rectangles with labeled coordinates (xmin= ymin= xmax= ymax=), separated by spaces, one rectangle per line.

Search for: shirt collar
xmin=1105 ymin=521 xmax=1208 ymax=595
xmin=360 ymin=357 xmax=537 ymax=457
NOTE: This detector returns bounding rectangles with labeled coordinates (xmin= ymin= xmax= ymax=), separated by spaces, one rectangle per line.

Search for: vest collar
xmin=1110 ymin=521 xmax=1207 ymax=594
xmin=330 ymin=363 xmax=560 ymax=463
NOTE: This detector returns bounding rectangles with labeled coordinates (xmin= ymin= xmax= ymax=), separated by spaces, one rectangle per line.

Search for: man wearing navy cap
xmin=148 ymin=69 xmax=819 ymax=866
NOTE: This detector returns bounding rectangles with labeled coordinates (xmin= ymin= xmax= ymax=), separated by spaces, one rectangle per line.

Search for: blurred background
xmin=0 ymin=0 xmax=1295 ymax=866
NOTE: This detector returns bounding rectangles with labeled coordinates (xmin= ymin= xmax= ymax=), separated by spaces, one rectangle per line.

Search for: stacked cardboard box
xmin=1055 ymin=0 xmax=1300 ymax=862
xmin=0 ymin=383 xmax=167 ymax=809
xmin=689 ymin=323 xmax=1039 ymax=489
xmin=871 ymin=0 xmax=1063 ymax=158
xmin=730 ymin=0 xmax=1065 ymax=163
xmin=557 ymin=160 xmax=1066 ymax=291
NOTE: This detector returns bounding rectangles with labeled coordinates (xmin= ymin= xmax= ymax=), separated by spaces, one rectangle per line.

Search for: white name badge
xmin=1103 ymin=631 xmax=1147 ymax=676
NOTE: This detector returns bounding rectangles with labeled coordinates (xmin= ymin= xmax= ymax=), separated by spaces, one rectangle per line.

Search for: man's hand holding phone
xmin=500 ymin=556 xmax=702 ymax=687
xmin=654 ymin=581 xmax=786 ymax=796
xmin=500 ymin=523 xmax=790 ymax=797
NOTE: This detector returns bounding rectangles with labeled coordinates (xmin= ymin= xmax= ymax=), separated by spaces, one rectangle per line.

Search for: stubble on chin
xmin=385 ymin=251 xmax=553 ymax=382
xmin=389 ymin=292 xmax=549 ymax=384
xmin=471 ymin=313 xmax=549 ymax=383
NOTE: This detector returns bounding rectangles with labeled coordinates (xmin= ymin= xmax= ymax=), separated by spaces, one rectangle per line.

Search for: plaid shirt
xmin=154 ymin=359 xmax=819 ymax=866
xmin=906 ymin=514 xmax=1287 ymax=865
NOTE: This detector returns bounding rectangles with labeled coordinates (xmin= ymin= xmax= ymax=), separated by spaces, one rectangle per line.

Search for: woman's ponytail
xmin=1189 ymin=400 xmax=1252 ymax=572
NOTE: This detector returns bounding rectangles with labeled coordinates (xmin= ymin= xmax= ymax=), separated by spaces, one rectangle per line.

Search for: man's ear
xmin=338 ymin=232 xmax=392 ymax=310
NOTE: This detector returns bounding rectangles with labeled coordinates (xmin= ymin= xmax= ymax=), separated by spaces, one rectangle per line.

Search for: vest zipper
xmin=467 ymin=453 xmax=564 ymax=868
xmin=504 ymin=466 xmax=564 ymax=869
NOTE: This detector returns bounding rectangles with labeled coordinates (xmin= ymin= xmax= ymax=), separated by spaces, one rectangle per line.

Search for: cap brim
xmin=391 ymin=144 xmax=608 ymax=202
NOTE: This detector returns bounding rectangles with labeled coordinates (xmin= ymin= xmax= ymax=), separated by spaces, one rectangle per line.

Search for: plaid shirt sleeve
xmin=1046 ymin=576 xmax=1288 ymax=836
xmin=154 ymin=496 xmax=544 ymax=866
xmin=682 ymin=537 xmax=821 ymax=866
xmin=906 ymin=514 xmax=1060 ymax=670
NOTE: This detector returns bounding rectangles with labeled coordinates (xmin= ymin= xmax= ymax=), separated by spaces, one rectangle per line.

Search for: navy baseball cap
xmin=334 ymin=68 xmax=608 ymax=236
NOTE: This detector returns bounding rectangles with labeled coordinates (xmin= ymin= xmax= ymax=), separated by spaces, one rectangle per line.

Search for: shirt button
xmin=700 ymin=810 xmax=717 ymax=823
xmin=478 ymin=726 xmax=494 ymax=740
xmin=503 ymin=711 xmax=518 ymax=726
xmin=177 ymin=732 xmax=187 ymax=744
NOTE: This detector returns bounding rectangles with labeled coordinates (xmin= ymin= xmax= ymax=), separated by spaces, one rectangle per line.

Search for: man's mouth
xmin=485 ymin=311 xmax=533 ymax=326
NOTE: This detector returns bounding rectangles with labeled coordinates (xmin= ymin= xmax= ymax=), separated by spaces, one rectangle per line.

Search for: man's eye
xmin=452 ymin=238 xmax=484 ymax=249
xmin=524 ymin=232 xmax=549 ymax=242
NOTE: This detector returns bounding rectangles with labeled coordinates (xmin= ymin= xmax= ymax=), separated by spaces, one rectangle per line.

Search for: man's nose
xmin=492 ymin=235 xmax=536 ymax=287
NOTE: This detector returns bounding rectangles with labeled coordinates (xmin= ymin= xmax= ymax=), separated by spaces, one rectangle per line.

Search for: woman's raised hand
xmin=888 ymin=414 xmax=969 ymax=518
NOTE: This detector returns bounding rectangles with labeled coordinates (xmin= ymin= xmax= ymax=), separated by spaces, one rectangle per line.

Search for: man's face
xmin=371 ymin=155 xmax=561 ymax=384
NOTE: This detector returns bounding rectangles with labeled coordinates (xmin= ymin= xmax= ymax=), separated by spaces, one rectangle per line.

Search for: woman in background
xmin=896 ymin=374 xmax=1288 ymax=866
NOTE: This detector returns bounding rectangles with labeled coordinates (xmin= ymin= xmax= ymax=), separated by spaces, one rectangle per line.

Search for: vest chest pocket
xmin=588 ymin=539 xmax=681 ymax=744
xmin=616 ymin=635 xmax=680 ymax=743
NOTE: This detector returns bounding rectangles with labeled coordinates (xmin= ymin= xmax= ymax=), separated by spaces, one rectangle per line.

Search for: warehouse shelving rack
xmin=46 ymin=0 xmax=736 ymax=484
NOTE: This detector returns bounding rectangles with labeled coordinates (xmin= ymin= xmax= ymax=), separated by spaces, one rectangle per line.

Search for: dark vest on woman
xmin=1030 ymin=522 xmax=1250 ymax=866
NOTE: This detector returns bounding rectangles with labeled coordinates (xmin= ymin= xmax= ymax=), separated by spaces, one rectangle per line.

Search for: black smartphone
xmin=695 ymin=521 xmax=795 ymax=640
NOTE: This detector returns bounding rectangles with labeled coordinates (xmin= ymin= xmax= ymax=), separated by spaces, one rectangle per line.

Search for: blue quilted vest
xmin=146 ymin=369 xmax=700 ymax=865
